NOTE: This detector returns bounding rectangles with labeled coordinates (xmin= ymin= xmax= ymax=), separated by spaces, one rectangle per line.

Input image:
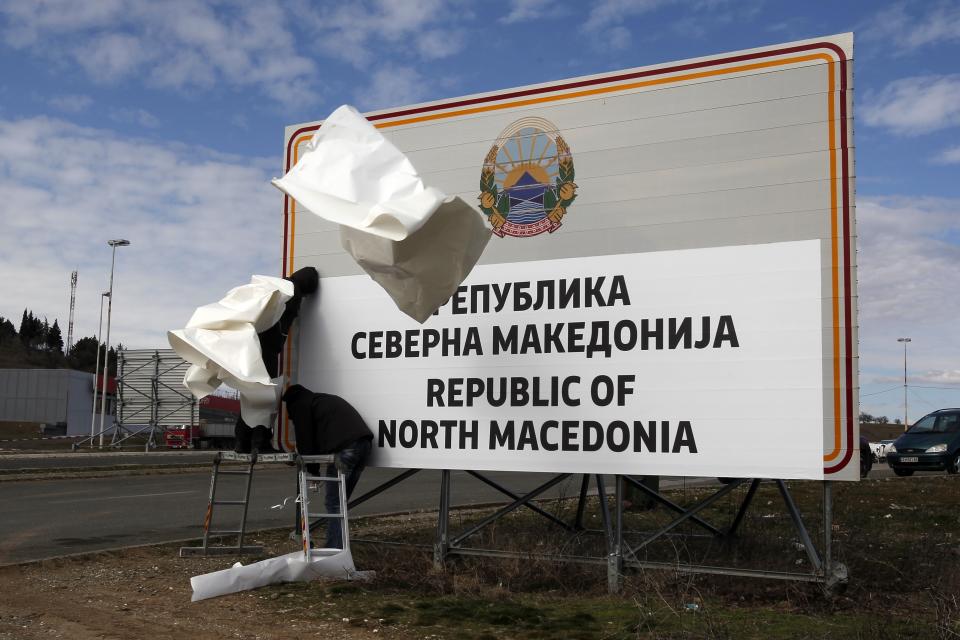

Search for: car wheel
xmin=947 ymin=452 xmax=960 ymax=475
xmin=893 ymin=468 xmax=914 ymax=477
xmin=860 ymin=451 xmax=872 ymax=478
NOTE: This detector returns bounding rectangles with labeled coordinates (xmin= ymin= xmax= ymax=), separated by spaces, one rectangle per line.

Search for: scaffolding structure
xmin=74 ymin=348 xmax=196 ymax=451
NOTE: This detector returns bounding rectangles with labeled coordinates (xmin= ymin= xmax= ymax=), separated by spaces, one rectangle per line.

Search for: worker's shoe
xmin=234 ymin=423 xmax=252 ymax=454
xmin=250 ymin=425 xmax=277 ymax=454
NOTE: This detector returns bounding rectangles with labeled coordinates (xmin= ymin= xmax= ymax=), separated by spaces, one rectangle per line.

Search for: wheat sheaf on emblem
xmin=478 ymin=117 xmax=578 ymax=238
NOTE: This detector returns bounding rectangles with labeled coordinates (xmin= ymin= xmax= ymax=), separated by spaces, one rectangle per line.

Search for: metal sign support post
xmin=336 ymin=470 xmax=845 ymax=596
xmin=434 ymin=470 xmax=451 ymax=568
xmin=608 ymin=475 xmax=624 ymax=593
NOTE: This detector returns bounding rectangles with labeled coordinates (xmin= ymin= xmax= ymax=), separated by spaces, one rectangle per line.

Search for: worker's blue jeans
xmin=324 ymin=437 xmax=372 ymax=549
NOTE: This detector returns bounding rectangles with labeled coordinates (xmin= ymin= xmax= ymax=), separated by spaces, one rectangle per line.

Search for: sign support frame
xmin=312 ymin=471 xmax=846 ymax=595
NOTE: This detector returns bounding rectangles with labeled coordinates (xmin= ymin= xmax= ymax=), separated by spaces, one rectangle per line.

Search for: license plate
xmin=900 ymin=456 xmax=918 ymax=463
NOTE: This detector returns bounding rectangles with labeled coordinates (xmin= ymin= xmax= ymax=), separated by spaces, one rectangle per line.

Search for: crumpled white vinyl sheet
xmin=190 ymin=548 xmax=362 ymax=601
xmin=272 ymin=104 xmax=491 ymax=323
xmin=167 ymin=275 xmax=293 ymax=428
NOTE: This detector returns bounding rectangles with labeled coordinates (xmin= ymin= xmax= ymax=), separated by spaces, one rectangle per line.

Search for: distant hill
xmin=861 ymin=423 xmax=905 ymax=441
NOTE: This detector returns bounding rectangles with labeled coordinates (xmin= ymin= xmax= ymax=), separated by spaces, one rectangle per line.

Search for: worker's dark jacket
xmin=281 ymin=384 xmax=373 ymax=455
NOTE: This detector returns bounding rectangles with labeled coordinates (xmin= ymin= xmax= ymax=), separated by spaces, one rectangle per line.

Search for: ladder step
xmin=213 ymin=500 xmax=248 ymax=506
xmin=305 ymin=476 xmax=341 ymax=481
xmin=306 ymin=513 xmax=345 ymax=518
xmin=209 ymin=530 xmax=244 ymax=535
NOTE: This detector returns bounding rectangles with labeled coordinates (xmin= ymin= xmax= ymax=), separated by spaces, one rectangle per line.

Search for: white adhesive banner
xmin=297 ymin=240 xmax=827 ymax=480
xmin=272 ymin=105 xmax=490 ymax=322
xmin=168 ymin=275 xmax=292 ymax=428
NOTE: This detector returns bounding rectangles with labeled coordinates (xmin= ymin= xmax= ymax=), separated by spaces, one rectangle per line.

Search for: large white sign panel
xmin=281 ymin=34 xmax=858 ymax=479
xmin=298 ymin=241 xmax=825 ymax=479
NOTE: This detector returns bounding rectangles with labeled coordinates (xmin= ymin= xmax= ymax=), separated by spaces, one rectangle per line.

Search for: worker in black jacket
xmin=234 ymin=266 xmax=319 ymax=454
xmin=282 ymin=383 xmax=373 ymax=549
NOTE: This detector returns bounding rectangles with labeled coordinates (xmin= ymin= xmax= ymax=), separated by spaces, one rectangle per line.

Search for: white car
xmin=870 ymin=439 xmax=895 ymax=462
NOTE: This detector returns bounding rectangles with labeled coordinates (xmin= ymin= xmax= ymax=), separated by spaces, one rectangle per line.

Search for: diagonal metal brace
xmin=623 ymin=478 xmax=745 ymax=561
xmin=622 ymin=475 xmax=724 ymax=537
xmin=467 ymin=471 xmax=574 ymax=532
xmin=724 ymin=478 xmax=761 ymax=539
xmin=451 ymin=474 xmax=572 ymax=547
xmin=776 ymin=480 xmax=822 ymax=572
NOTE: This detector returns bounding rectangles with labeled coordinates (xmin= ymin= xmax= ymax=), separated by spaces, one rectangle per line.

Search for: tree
xmin=859 ymin=411 xmax=874 ymax=424
xmin=17 ymin=310 xmax=44 ymax=350
xmin=0 ymin=316 xmax=15 ymax=344
xmin=67 ymin=336 xmax=100 ymax=372
xmin=18 ymin=309 xmax=32 ymax=346
xmin=46 ymin=320 xmax=64 ymax=353
xmin=878 ymin=416 xmax=889 ymax=424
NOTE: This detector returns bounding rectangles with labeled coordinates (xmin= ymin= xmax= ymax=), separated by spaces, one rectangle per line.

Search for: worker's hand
xmin=334 ymin=452 xmax=349 ymax=474
xmin=287 ymin=266 xmax=319 ymax=296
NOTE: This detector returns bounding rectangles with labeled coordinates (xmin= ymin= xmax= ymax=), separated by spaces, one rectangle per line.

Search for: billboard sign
xmin=280 ymin=34 xmax=857 ymax=480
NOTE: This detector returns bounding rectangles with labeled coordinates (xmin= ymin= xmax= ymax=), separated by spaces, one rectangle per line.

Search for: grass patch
xmin=246 ymin=476 xmax=960 ymax=639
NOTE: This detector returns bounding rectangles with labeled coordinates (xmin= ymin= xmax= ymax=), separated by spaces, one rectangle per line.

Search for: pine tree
xmin=68 ymin=336 xmax=100 ymax=372
xmin=18 ymin=309 xmax=31 ymax=346
xmin=46 ymin=320 xmax=64 ymax=353
xmin=40 ymin=318 xmax=50 ymax=350
xmin=0 ymin=316 xmax=16 ymax=344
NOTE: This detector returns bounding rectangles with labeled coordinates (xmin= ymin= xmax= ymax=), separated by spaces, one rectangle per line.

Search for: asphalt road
xmin=0 ymin=457 xmax=931 ymax=566
xmin=0 ymin=465 xmax=627 ymax=565
xmin=0 ymin=450 xmax=214 ymax=471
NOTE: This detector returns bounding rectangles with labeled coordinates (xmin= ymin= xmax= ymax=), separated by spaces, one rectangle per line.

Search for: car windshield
xmin=907 ymin=413 xmax=959 ymax=434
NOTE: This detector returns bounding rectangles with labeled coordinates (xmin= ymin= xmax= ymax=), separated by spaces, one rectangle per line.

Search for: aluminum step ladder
xmin=180 ymin=451 xmax=294 ymax=557
xmin=296 ymin=454 xmax=349 ymax=558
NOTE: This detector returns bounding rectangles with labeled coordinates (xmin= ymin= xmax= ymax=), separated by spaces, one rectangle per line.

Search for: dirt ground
xmin=1 ymin=478 xmax=958 ymax=640
xmin=0 ymin=525 xmax=431 ymax=640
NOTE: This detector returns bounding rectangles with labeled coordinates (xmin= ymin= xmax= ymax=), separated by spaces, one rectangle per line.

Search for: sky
xmin=0 ymin=0 xmax=958 ymax=422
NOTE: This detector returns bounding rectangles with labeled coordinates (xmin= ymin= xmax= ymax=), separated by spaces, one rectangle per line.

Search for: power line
xmin=910 ymin=385 xmax=960 ymax=392
xmin=861 ymin=385 xmax=901 ymax=397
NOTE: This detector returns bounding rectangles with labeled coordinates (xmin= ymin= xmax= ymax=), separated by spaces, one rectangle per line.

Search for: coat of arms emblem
xmin=478 ymin=117 xmax=577 ymax=238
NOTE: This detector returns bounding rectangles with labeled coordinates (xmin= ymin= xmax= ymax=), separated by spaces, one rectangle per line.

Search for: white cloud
xmin=0 ymin=115 xmax=281 ymax=349
xmin=500 ymin=0 xmax=553 ymax=24
xmin=109 ymin=107 xmax=160 ymax=128
xmin=294 ymin=0 xmax=469 ymax=69
xmin=578 ymin=0 xmax=753 ymax=50
xmin=936 ymin=145 xmax=960 ymax=164
xmin=861 ymin=75 xmax=960 ymax=135
xmin=48 ymin=94 xmax=93 ymax=113
xmin=860 ymin=2 xmax=960 ymax=54
xmin=0 ymin=1 xmax=319 ymax=107
xmin=856 ymin=196 xmax=960 ymax=413
xmin=354 ymin=65 xmax=430 ymax=111
xmin=581 ymin=0 xmax=669 ymax=50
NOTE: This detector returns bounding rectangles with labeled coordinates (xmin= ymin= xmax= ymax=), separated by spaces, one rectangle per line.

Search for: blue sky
xmin=0 ymin=0 xmax=958 ymax=422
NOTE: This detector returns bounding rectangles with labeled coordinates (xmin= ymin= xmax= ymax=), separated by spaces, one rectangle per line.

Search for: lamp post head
xmin=107 ymin=239 xmax=131 ymax=247
xmin=101 ymin=291 xmax=111 ymax=297
xmin=897 ymin=337 xmax=911 ymax=344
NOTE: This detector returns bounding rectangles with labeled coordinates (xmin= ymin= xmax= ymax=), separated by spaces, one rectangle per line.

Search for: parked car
xmin=871 ymin=439 xmax=896 ymax=462
xmin=886 ymin=409 xmax=960 ymax=476
xmin=859 ymin=436 xmax=873 ymax=478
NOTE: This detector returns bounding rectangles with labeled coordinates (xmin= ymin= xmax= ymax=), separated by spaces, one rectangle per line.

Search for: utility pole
xmin=897 ymin=337 xmax=911 ymax=431
xmin=66 ymin=271 xmax=78 ymax=353
xmin=98 ymin=239 xmax=131 ymax=447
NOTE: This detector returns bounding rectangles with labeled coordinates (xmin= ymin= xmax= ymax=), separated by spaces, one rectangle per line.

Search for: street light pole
xmin=98 ymin=239 xmax=131 ymax=447
xmin=897 ymin=337 xmax=911 ymax=431
xmin=89 ymin=291 xmax=110 ymax=446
